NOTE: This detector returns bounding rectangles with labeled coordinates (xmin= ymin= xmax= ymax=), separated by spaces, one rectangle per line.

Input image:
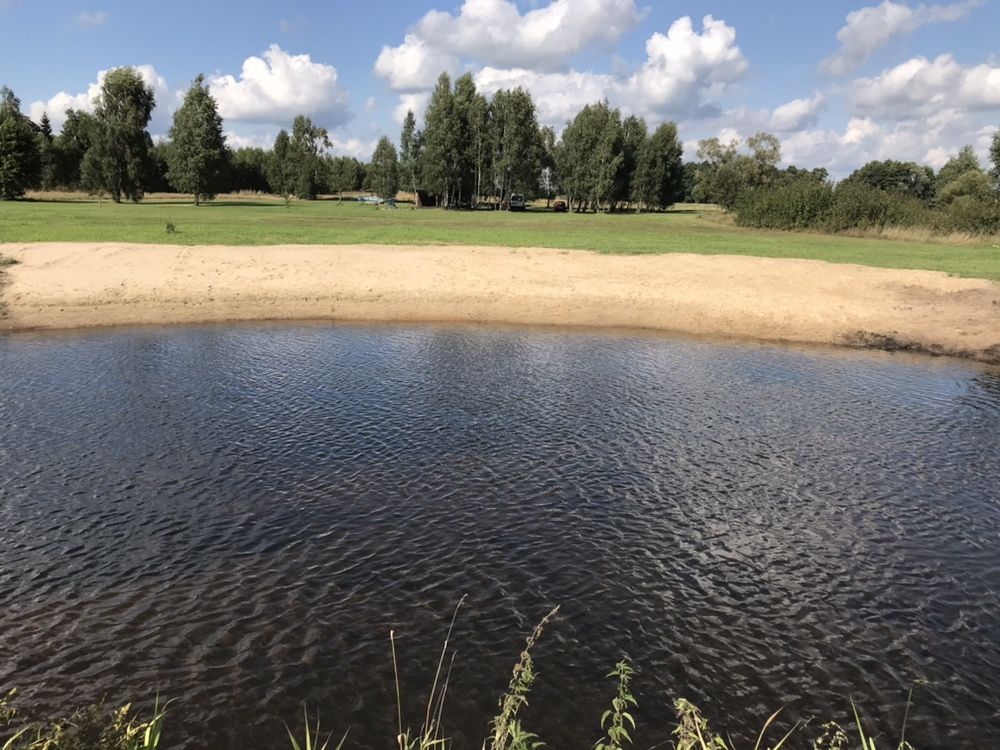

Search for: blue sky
xmin=2 ymin=0 xmax=998 ymax=175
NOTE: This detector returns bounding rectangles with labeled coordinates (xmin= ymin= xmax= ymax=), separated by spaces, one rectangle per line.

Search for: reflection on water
xmin=1 ymin=324 xmax=998 ymax=750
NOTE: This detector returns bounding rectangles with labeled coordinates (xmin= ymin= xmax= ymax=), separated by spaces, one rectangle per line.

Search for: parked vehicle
xmin=509 ymin=193 xmax=527 ymax=211
xmin=552 ymin=200 xmax=568 ymax=213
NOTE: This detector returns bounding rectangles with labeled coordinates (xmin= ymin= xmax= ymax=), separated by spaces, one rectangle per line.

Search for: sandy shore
xmin=2 ymin=242 xmax=998 ymax=363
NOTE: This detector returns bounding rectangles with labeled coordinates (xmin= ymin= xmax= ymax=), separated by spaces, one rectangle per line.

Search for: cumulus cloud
xmin=851 ymin=54 xmax=1000 ymax=117
xmin=770 ymin=94 xmax=826 ymax=131
xmin=392 ymin=92 xmax=432 ymax=124
xmin=375 ymin=34 xmax=460 ymax=91
xmin=376 ymin=0 xmax=643 ymax=89
xmin=208 ymin=44 xmax=351 ymax=127
xmin=76 ymin=10 xmax=110 ymax=27
xmin=29 ymin=64 xmax=176 ymax=132
xmin=472 ymin=15 xmax=748 ymax=126
xmin=820 ymin=0 xmax=983 ymax=76
xmin=330 ymin=136 xmax=378 ymax=161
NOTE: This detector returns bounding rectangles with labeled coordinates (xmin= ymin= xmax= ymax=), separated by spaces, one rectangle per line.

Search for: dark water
xmin=1 ymin=323 xmax=999 ymax=749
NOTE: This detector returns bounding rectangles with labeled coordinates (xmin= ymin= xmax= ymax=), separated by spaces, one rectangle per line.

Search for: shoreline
xmin=2 ymin=242 xmax=999 ymax=365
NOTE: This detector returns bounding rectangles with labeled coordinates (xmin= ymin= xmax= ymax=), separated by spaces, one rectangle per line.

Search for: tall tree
xmin=631 ymin=122 xmax=683 ymax=211
xmin=228 ymin=146 xmax=271 ymax=193
xmin=990 ymin=130 xmax=1000 ymax=186
xmin=167 ymin=74 xmax=227 ymax=205
xmin=489 ymin=88 xmax=543 ymax=208
xmin=693 ymin=133 xmax=781 ymax=210
xmin=37 ymin=111 xmax=57 ymax=190
xmin=468 ymin=92 xmax=490 ymax=205
xmin=52 ymin=109 xmax=99 ymax=189
xmin=846 ymin=159 xmax=935 ymax=203
xmin=539 ymin=125 xmax=557 ymax=207
xmin=614 ymin=114 xmax=647 ymax=210
xmin=419 ymin=73 xmax=457 ymax=205
xmin=326 ymin=155 xmax=364 ymax=200
xmin=267 ymin=130 xmax=296 ymax=205
xmin=368 ymin=136 xmax=400 ymax=200
xmin=80 ymin=67 xmax=156 ymax=202
xmin=0 ymin=86 xmax=42 ymax=199
xmin=288 ymin=115 xmax=330 ymax=199
xmin=399 ymin=110 xmax=421 ymax=199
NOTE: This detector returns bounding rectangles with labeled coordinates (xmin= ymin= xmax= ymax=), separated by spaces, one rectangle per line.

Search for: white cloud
xmin=392 ymin=92 xmax=431 ymax=125
xmin=208 ymin=44 xmax=351 ymax=127
xmin=821 ymin=0 xmax=983 ymax=76
xmin=330 ymin=137 xmax=377 ymax=161
xmin=76 ymin=10 xmax=110 ymax=27
xmin=375 ymin=35 xmax=460 ymax=91
xmin=472 ymin=15 xmax=748 ymax=126
xmin=29 ymin=64 xmax=177 ymax=132
xmin=770 ymin=94 xmax=826 ymax=131
xmin=223 ymin=131 xmax=275 ymax=150
xmin=851 ymin=54 xmax=1000 ymax=117
xmin=392 ymin=0 xmax=642 ymax=72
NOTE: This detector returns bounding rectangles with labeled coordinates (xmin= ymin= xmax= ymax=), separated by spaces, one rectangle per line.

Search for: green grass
xmin=2 ymin=195 xmax=999 ymax=280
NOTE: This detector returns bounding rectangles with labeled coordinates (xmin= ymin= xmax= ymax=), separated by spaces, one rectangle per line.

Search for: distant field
xmin=3 ymin=193 xmax=1000 ymax=280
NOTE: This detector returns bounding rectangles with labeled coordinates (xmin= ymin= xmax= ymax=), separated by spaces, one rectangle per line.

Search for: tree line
xmin=2 ymin=65 xmax=999 ymax=233
xmin=0 ymin=68 xmax=686 ymax=211
xmin=692 ymin=130 xmax=1000 ymax=235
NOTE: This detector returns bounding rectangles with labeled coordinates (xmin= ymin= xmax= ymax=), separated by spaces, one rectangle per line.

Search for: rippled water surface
xmin=2 ymin=324 xmax=999 ymax=749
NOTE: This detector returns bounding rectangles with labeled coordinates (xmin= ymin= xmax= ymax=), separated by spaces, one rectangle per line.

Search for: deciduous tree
xmin=80 ymin=67 xmax=156 ymax=202
xmin=368 ymin=136 xmax=400 ymax=200
xmin=167 ymin=74 xmax=227 ymax=205
xmin=0 ymin=86 xmax=42 ymax=199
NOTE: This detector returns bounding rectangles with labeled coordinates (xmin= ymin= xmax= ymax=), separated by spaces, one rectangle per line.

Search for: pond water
xmin=1 ymin=323 xmax=999 ymax=749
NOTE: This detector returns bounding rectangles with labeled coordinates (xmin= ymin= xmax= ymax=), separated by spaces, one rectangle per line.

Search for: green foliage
xmin=368 ymin=136 xmax=400 ymax=200
xmin=631 ymin=122 xmax=683 ymax=211
xmin=594 ymin=660 xmax=637 ymax=750
xmin=267 ymin=131 xmax=296 ymax=205
xmin=557 ymin=101 xmax=627 ymax=212
xmin=399 ymin=111 xmax=421 ymax=197
xmin=935 ymin=145 xmax=981 ymax=191
xmin=735 ymin=180 xmax=835 ymax=230
xmin=418 ymin=73 xmax=458 ymax=205
xmin=823 ymin=181 xmax=926 ymax=232
xmin=167 ymin=75 xmax=227 ymax=205
xmin=0 ymin=86 xmax=42 ymax=200
xmin=488 ymin=606 xmax=558 ymax=750
xmin=937 ymin=170 xmax=993 ymax=205
xmin=845 ymin=160 xmax=935 ymax=203
xmin=79 ymin=68 xmax=156 ymax=203
xmin=937 ymin=194 xmax=1000 ymax=234
xmin=990 ymin=129 xmax=1000 ymax=185
xmin=693 ymin=133 xmax=781 ymax=210
xmin=289 ymin=116 xmax=331 ymax=200
xmin=325 ymin=156 xmax=364 ymax=199
xmin=228 ymin=147 xmax=271 ymax=193
xmin=489 ymin=88 xmax=543 ymax=206
xmin=51 ymin=110 xmax=99 ymax=190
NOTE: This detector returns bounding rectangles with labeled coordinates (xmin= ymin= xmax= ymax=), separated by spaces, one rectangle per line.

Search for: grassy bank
xmin=2 ymin=195 xmax=999 ymax=280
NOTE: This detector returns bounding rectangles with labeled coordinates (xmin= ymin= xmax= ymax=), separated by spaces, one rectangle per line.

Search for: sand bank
xmin=1 ymin=243 xmax=998 ymax=363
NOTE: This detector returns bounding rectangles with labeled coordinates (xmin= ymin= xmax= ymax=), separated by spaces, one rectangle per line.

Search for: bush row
xmin=734 ymin=180 xmax=1000 ymax=236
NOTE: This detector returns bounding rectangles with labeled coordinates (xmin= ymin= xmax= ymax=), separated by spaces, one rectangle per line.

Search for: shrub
xmin=735 ymin=180 xmax=834 ymax=230
xmin=936 ymin=195 xmax=1000 ymax=235
xmin=822 ymin=182 xmax=926 ymax=232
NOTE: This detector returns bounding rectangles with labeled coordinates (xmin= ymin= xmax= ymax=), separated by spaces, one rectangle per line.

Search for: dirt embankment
xmin=1 ymin=243 xmax=998 ymax=364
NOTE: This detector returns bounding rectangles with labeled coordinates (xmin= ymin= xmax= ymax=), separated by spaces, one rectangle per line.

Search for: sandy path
xmin=1 ymin=242 xmax=998 ymax=363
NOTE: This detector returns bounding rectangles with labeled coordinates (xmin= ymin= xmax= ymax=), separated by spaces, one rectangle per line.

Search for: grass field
xmin=3 ymin=193 xmax=1000 ymax=280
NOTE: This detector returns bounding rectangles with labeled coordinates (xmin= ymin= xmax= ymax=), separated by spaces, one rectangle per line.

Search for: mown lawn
xmin=3 ymin=194 xmax=999 ymax=279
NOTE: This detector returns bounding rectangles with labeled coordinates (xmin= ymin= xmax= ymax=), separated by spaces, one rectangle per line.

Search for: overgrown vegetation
xmin=2 ymin=609 xmax=934 ymax=750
